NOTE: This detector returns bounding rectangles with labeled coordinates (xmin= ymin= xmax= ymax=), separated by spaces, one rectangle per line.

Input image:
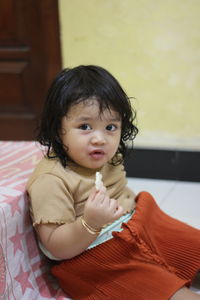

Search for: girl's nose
xmin=91 ymin=131 xmax=106 ymax=145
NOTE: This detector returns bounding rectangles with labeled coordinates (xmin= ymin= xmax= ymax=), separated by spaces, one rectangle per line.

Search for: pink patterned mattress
xmin=0 ymin=141 xmax=71 ymax=300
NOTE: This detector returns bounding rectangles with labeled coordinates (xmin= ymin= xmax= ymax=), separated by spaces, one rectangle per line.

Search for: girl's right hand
xmin=83 ymin=187 xmax=124 ymax=230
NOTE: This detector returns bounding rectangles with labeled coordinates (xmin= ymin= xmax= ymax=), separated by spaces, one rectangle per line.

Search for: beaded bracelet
xmin=80 ymin=216 xmax=101 ymax=235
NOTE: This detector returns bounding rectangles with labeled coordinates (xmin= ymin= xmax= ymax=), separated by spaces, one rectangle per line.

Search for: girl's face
xmin=60 ymin=99 xmax=122 ymax=169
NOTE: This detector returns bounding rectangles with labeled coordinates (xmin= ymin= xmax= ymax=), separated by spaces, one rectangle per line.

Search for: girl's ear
xmin=55 ymin=123 xmax=64 ymax=144
xmin=58 ymin=122 xmax=66 ymax=137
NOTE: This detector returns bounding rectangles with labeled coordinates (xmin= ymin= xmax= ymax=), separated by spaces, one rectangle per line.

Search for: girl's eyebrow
xmin=75 ymin=116 xmax=93 ymax=122
xmin=107 ymin=117 xmax=121 ymax=122
xmin=75 ymin=116 xmax=121 ymax=122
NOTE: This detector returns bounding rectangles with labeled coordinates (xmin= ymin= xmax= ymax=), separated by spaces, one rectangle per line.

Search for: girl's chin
xmin=83 ymin=163 xmax=104 ymax=170
xmin=78 ymin=160 xmax=106 ymax=170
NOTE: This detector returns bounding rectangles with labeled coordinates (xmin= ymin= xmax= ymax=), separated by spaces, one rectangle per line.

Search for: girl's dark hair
xmin=37 ymin=65 xmax=138 ymax=167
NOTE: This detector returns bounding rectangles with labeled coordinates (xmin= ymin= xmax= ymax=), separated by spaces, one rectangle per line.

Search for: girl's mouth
xmin=89 ymin=150 xmax=105 ymax=160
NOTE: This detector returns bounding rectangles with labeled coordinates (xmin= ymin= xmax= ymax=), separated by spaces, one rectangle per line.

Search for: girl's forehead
xmin=66 ymin=99 xmax=121 ymax=121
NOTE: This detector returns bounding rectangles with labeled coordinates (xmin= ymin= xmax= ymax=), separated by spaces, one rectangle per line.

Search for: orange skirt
xmin=51 ymin=191 xmax=200 ymax=300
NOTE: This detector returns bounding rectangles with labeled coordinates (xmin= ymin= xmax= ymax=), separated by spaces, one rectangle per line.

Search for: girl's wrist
xmin=80 ymin=216 xmax=102 ymax=235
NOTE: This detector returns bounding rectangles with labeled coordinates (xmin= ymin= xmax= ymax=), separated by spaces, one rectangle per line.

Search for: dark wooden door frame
xmin=0 ymin=0 xmax=62 ymax=140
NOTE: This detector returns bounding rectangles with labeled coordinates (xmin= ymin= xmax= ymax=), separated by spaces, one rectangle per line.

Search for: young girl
xmin=27 ymin=65 xmax=200 ymax=300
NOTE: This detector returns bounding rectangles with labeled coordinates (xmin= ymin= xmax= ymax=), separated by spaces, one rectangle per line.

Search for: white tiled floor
xmin=127 ymin=177 xmax=200 ymax=294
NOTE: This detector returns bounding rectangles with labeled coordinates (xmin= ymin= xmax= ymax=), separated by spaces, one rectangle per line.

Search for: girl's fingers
xmin=87 ymin=187 xmax=98 ymax=202
xmin=109 ymin=198 xmax=118 ymax=210
xmin=98 ymin=186 xmax=107 ymax=194
xmin=93 ymin=186 xmax=107 ymax=203
xmin=109 ymin=199 xmax=124 ymax=216
xmin=100 ymin=195 xmax=110 ymax=205
xmin=114 ymin=205 xmax=124 ymax=218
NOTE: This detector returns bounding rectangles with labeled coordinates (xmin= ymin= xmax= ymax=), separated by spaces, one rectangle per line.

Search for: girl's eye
xmin=79 ymin=124 xmax=91 ymax=130
xmin=106 ymin=124 xmax=117 ymax=131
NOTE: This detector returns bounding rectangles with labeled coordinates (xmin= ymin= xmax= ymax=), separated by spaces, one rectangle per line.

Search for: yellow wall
xmin=59 ymin=0 xmax=200 ymax=150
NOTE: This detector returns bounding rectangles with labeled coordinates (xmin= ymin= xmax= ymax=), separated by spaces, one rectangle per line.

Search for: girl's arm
xmin=36 ymin=218 xmax=99 ymax=259
xmin=36 ymin=187 xmax=124 ymax=260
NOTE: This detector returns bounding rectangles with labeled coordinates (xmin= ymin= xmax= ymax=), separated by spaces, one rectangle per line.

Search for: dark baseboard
xmin=124 ymin=148 xmax=200 ymax=182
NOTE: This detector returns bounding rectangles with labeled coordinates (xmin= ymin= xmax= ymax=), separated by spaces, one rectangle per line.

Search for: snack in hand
xmin=95 ymin=172 xmax=103 ymax=191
